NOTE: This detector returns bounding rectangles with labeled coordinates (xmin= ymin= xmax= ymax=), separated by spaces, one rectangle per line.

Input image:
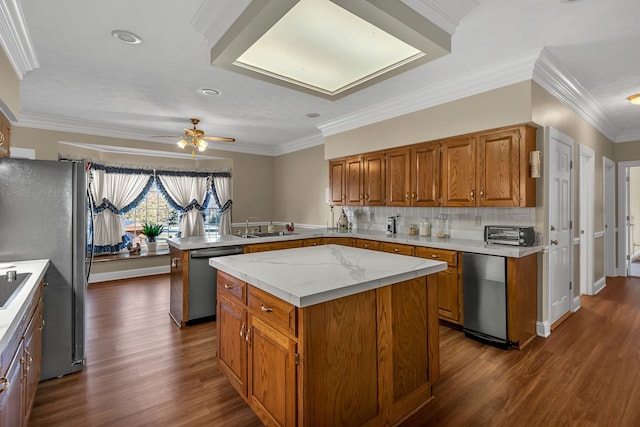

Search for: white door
xmin=603 ymin=157 xmax=615 ymax=277
xmin=548 ymin=128 xmax=573 ymax=325
xmin=579 ymin=145 xmax=594 ymax=295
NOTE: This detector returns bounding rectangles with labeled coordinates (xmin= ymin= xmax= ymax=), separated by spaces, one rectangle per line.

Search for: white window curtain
xmin=89 ymin=168 xmax=154 ymax=253
xmin=212 ymin=174 xmax=232 ymax=235
xmin=156 ymin=175 xmax=209 ymax=238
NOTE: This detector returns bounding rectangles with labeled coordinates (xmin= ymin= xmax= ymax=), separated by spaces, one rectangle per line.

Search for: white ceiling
xmin=2 ymin=0 xmax=640 ymax=157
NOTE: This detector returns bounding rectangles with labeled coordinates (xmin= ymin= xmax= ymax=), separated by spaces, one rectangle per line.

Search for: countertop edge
xmin=0 ymin=259 xmax=49 ymax=356
xmin=170 ymin=229 xmax=541 ymax=258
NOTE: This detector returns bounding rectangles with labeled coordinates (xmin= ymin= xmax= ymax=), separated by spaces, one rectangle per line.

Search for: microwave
xmin=484 ymin=226 xmax=535 ymax=247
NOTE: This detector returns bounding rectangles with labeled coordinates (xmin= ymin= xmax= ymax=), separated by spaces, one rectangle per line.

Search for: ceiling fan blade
xmin=202 ymin=136 xmax=236 ymax=142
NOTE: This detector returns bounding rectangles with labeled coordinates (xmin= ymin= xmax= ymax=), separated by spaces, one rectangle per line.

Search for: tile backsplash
xmin=335 ymin=206 xmax=536 ymax=241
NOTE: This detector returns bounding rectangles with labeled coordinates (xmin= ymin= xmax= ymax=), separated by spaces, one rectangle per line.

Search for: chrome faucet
xmin=245 ymin=217 xmax=260 ymax=234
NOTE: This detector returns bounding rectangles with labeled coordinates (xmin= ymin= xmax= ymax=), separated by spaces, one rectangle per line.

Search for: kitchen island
xmin=210 ymin=245 xmax=447 ymax=427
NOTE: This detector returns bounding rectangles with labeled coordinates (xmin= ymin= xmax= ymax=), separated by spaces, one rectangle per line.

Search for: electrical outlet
xmin=474 ymin=215 xmax=482 ymax=226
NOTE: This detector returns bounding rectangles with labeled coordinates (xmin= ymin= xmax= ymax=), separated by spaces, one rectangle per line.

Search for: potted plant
xmin=142 ymin=222 xmax=164 ymax=252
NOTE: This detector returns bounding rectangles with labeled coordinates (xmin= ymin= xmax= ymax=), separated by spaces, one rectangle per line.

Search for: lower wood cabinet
xmin=353 ymin=238 xmax=380 ymax=251
xmin=244 ymin=240 xmax=303 ymax=253
xmin=380 ymin=242 xmax=415 ymax=256
xmin=217 ymin=271 xmax=439 ymax=426
xmin=415 ymin=247 xmax=462 ymax=325
xmin=0 ymin=280 xmax=44 ymax=426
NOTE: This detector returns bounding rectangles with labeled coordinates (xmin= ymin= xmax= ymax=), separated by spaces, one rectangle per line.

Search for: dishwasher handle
xmin=191 ymin=246 xmax=244 ymax=258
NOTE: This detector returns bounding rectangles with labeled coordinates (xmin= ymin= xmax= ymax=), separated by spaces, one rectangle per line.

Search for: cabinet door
xmin=363 ymin=153 xmax=386 ymax=206
xmin=217 ymin=297 xmax=248 ymax=397
xmin=435 ymin=267 xmax=462 ymax=324
xmin=345 ymin=156 xmax=364 ymax=206
xmin=386 ymin=148 xmax=411 ymax=206
xmin=23 ymin=302 xmax=43 ymax=421
xmin=411 ymin=142 xmax=440 ymax=206
xmin=247 ymin=315 xmax=297 ymax=427
xmin=441 ymin=136 xmax=476 ymax=206
xmin=0 ymin=342 xmax=23 ymax=427
xmin=477 ymin=128 xmax=520 ymax=206
xmin=329 ymin=159 xmax=346 ymax=206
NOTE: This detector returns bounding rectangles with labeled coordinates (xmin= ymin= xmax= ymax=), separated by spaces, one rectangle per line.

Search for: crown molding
xmin=190 ymin=0 xmax=252 ymax=48
xmin=272 ymin=132 xmax=324 ymax=156
xmin=0 ymin=0 xmax=38 ymax=79
xmin=15 ymin=112 xmax=277 ymax=157
xmin=402 ymin=0 xmax=480 ymax=34
xmin=532 ymin=48 xmax=619 ymax=142
xmin=318 ymin=49 xmax=539 ymax=137
xmin=615 ymin=129 xmax=640 ymax=143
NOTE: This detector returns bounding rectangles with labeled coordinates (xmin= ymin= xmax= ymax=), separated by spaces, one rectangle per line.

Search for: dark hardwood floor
xmin=30 ymin=275 xmax=640 ymax=426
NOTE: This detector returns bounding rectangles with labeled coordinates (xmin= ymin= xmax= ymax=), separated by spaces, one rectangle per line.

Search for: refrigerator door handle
xmin=85 ymin=187 xmax=96 ymax=283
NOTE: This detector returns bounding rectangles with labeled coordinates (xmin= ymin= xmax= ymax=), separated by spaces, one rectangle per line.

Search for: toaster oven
xmin=484 ymin=226 xmax=535 ymax=247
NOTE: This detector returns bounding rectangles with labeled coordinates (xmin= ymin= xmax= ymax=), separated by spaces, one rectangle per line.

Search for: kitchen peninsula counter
xmin=169 ymin=228 xmax=541 ymax=258
xmin=211 ymin=245 xmax=446 ymax=426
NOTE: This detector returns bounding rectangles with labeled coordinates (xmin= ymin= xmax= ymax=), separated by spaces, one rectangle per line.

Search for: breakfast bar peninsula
xmin=210 ymin=244 xmax=447 ymax=427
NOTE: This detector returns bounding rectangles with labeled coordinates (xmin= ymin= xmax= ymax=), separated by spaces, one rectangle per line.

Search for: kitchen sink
xmin=0 ymin=272 xmax=31 ymax=309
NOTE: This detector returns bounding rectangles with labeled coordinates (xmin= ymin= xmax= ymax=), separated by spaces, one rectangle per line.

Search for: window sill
xmin=91 ymin=249 xmax=170 ymax=263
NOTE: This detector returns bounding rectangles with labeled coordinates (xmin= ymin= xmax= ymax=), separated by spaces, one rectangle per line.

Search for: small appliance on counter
xmin=484 ymin=225 xmax=535 ymax=246
xmin=386 ymin=216 xmax=397 ymax=235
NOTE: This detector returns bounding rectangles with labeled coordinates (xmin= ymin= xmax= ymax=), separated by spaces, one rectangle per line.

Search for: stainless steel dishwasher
xmin=462 ymin=252 xmax=510 ymax=348
xmin=188 ymin=246 xmax=244 ymax=323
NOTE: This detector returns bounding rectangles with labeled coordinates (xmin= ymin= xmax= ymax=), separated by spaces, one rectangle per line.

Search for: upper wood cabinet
xmin=362 ymin=152 xmax=386 ymax=206
xmin=0 ymin=113 xmax=10 ymax=158
xmin=329 ymin=124 xmax=537 ymax=208
xmin=441 ymin=136 xmax=477 ymax=207
xmin=477 ymin=125 xmax=536 ymax=207
xmin=386 ymin=148 xmax=411 ymax=206
xmin=329 ymin=159 xmax=346 ymax=205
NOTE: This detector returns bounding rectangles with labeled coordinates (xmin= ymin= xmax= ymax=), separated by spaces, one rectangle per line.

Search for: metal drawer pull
xmin=394 ymin=248 xmax=400 ymax=253
xmin=261 ymin=305 xmax=273 ymax=313
xmin=245 ymin=327 xmax=251 ymax=343
xmin=0 ymin=133 xmax=4 ymax=145
xmin=240 ymin=324 xmax=245 ymax=338
xmin=0 ymin=378 xmax=8 ymax=392
xmin=224 ymin=283 xmax=233 ymax=289
xmin=431 ymin=254 xmax=439 ymax=258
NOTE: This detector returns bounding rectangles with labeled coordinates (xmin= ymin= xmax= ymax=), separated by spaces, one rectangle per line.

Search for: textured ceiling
xmin=3 ymin=0 xmax=640 ymax=156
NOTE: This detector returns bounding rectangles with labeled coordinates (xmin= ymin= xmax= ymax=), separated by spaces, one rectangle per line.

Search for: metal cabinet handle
xmin=171 ymin=258 xmax=179 ymax=268
xmin=224 ymin=283 xmax=233 ymax=289
xmin=261 ymin=305 xmax=273 ymax=313
xmin=405 ymin=192 xmax=410 ymax=200
xmin=480 ymin=186 xmax=484 ymax=199
xmin=364 ymin=243 xmax=370 ymax=248
xmin=0 ymin=378 xmax=8 ymax=392
xmin=470 ymin=189 xmax=475 ymax=200
xmin=550 ymin=239 xmax=559 ymax=245
xmin=550 ymin=225 xmax=555 ymax=231
xmin=0 ymin=133 xmax=4 ymax=146
xmin=394 ymin=248 xmax=400 ymax=253
xmin=245 ymin=327 xmax=251 ymax=344
xmin=240 ymin=323 xmax=245 ymax=338
xmin=431 ymin=254 xmax=439 ymax=258
xmin=411 ymin=192 xmax=416 ymax=199
xmin=359 ymin=193 xmax=364 ymax=200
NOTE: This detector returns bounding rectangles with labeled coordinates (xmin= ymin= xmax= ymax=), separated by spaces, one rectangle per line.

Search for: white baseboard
xmin=536 ymin=321 xmax=550 ymax=337
xmin=572 ymin=296 xmax=581 ymax=312
xmin=89 ymin=265 xmax=169 ymax=283
xmin=593 ymin=276 xmax=606 ymax=294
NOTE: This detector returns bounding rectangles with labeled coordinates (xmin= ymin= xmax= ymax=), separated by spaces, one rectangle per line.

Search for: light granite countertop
xmin=170 ymin=228 xmax=542 ymax=258
xmin=0 ymin=259 xmax=49 ymax=355
xmin=209 ymin=244 xmax=447 ymax=308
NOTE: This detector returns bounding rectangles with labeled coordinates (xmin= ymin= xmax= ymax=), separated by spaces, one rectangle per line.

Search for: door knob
xmin=550 ymin=225 xmax=555 ymax=231
xmin=550 ymin=239 xmax=559 ymax=245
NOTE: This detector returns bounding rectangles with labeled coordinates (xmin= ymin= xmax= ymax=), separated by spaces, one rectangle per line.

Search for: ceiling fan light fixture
xmin=627 ymin=94 xmax=640 ymax=105
xmin=177 ymin=138 xmax=188 ymax=149
xmin=197 ymin=139 xmax=208 ymax=151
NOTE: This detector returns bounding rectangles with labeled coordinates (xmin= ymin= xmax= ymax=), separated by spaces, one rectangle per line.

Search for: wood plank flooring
xmin=29 ymin=275 xmax=640 ymax=426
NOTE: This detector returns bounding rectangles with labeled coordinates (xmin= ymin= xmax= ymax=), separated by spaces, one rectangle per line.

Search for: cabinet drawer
xmin=248 ymin=286 xmax=297 ymax=337
xmin=217 ymin=270 xmax=246 ymax=304
xmin=322 ymin=237 xmax=353 ymax=246
xmin=381 ymin=242 xmax=414 ymax=256
xmin=354 ymin=239 xmax=381 ymax=251
xmin=415 ymin=247 xmax=458 ymax=266
xmin=303 ymin=238 xmax=323 ymax=247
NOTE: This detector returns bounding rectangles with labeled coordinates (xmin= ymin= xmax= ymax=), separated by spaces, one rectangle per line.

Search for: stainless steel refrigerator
xmin=0 ymin=158 xmax=88 ymax=380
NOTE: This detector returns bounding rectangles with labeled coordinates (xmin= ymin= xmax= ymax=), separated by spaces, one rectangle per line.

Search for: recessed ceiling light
xmin=305 ymin=113 xmax=320 ymax=118
xmin=200 ymin=88 xmax=221 ymax=96
xmin=111 ymin=30 xmax=142 ymax=45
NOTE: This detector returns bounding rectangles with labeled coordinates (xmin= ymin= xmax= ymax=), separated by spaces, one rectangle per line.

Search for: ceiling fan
xmin=153 ymin=118 xmax=235 ymax=156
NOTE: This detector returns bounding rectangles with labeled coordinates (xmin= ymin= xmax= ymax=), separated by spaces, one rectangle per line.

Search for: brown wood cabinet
xmin=477 ymin=125 xmax=537 ymax=207
xmin=386 ymin=148 xmax=411 ymax=206
xmin=345 ymin=156 xmax=364 ymax=205
xmin=217 ymin=269 xmax=440 ymax=426
xmin=0 ymin=280 xmax=44 ymax=426
xmin=244 ymin=240 xmax=304 ymax=253
xmin=415 ymin=247 xmax=462 ymax=325
xmin=169 ymin=246 xmax=189 ymax=327
xmin=328 ymin=159 xmax=346 ymax=205
xmin=353 ymin=238 xmax=381 ymax=251
xmin=329 ymin=124 xmax=537 ymax=208
xmin=380 ymin=242 xmax=415 ymax=256
xmin=0 ymin=113 xmax=10 ymax=158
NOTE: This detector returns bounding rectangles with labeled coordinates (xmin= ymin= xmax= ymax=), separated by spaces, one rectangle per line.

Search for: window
xmin=122 ymin=183 xmax=221 ymax=249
